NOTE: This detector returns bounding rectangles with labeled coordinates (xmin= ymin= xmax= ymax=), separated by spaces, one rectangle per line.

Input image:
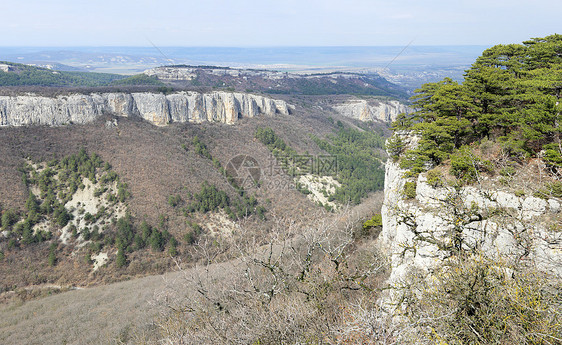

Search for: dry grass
xmin=0 ymin=267 xmax=175 ymax=344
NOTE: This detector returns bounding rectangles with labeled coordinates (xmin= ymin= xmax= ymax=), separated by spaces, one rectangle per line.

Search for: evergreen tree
xmin=397 ymin=34 xmax=562 ymax=174
xmin=149 ymin=230 xmax=164 ymax=252
xmin=48 ymin=243 xmax=57 ymax=266
xmin=1 ymin=209 xmax=19 ymax=230
xmin=116 ymin=243 xmax=127 ymax=267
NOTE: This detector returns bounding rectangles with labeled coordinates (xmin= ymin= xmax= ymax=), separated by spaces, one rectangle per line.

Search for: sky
xmin=3 ymin=0 xmax=561 ymax=47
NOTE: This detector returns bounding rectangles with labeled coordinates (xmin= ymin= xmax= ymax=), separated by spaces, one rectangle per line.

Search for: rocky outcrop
xmin=0 ymin=91 xmax=293 ymax=127
xmin=332 ymin=99 xmax=411 ymax=123
xmin=144 ymin=67 xmax=198 ymax=81
xmin=0 ymin=64 xmax=13 ymax=72
xmin=379 ymin=138 xmax=562 ymax=291
xmin=145 ymin=66 xmax=349 ymax=81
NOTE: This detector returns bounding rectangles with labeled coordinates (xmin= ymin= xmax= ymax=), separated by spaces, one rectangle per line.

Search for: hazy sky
xmin=3 ymin=0 xmax=561 ymax=46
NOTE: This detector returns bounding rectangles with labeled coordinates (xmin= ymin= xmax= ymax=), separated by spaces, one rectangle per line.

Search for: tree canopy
xmin=396 ymin=34 xmax=562 ymax=173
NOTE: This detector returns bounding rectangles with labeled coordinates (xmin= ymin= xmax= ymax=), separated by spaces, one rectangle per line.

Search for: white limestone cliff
xmin=332 ymin=99 xmax=412 ymax=123
xmin=144 ymin=67 xmax=197 ymax=81
xmin=379 ymin=137 xmax=562 ymax=295
xmin=0 ymin=91 xmax=293 ymax=127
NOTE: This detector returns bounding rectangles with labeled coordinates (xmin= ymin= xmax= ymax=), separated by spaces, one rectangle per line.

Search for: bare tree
xmin=133 ymin=209 xmax=390 ymax=344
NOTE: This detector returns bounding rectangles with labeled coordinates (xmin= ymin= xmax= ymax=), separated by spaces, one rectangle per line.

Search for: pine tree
xmin=397 ymin=34 xmax=562 ymax=173
xmin=48 ymin=243 xmax=57 ymax=266
xmin=116 ymin=243 xmax=127 ymax=268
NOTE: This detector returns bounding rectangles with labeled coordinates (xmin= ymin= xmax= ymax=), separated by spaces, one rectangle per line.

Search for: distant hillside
xmin=0 ymin=61 xmax=408 ymax=99
xmin=0 ymin=61 xmax=168 ymax=88
xmin=145 ymin=66 xmax=409 ymax=100
xmin=20 ymin=62 xmax=85 ymax=72
xmin=0 ymin=61 xmax=127 ymax=87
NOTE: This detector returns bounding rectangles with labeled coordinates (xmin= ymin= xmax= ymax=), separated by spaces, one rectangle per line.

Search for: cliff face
xmin=144 ymin=67 xmax=198 ymax=81
xmin=380 ymin=139 xmax=562 ymax=291
xmin=0 ymin=91 xmax=293 ymax=127
xmin=332 ymin=99 xmax=412 ymax=123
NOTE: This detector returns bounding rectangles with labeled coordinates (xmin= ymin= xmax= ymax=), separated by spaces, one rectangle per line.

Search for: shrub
xmin=93 ymin=187 xmax=106 ymax=197
xmin=548 ymin=181 xmax=562 ymax=198
xmin=7 ymin=238 xmax=17 ymax=250
xmin=544 ymin=143 xmax=562 ymax=168
xmin=1 ymin=209 xmax=19 ymax=230
xmin=498 ymin=132 xmax=528 ymax=159
xmin=156 ymin=86 xmax=174 ymax=94
xmin=90 ymin=241 xmax=102 ymax=254
xmin=450 ymin=146 xmax=492 ymax=183
xmin=168 ymin=194 xmax=182 ymax=207
xmin=359 ymin=214 xmax=383 ymax=238
xmin=55 ymin=206 xmax=71 ymax=227
xmin=116 ymin=245 xmax=127 ymax=268
xmin=183 ymin=231 xmax=196 ymax=245
xmin=192 ymin=136 xmax=212 ymax=160
xmin=426 ymin=168 xmax=443 ymax=187
xmin=82 ymin=227 xmax=91 ymax=241
xmin=362 ymin=214 xmax=382 ymax=230
xmin=117 ymin=183 xmax=130 ymax=202
xmin=133 ymin=234 xmax=145 ymax=250
xmin=84 ymin=212 xmax=94 ymax=223
xmin=168 ymin=238 xmax=178 ymax=257
xmin=406 ymin=254 xmax=562 ymax=344
xmin=212 ymin=158 xmax=221 ymax=169
xmin=150 ymin=230 xmax=165 ymax=252
xmin=190 ymin=222 xmax=202 ymax=234
xmin=399 ymin=149 xmax=431 ymax=177
xmin=403 ymin=181 xmax=417 ymax=199
xmin=499 ymin=165 xmax=517 ymax=177
xmin=534 ymin=181 xmax=562 ymax=199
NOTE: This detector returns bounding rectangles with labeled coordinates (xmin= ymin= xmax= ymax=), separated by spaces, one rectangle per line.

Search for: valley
xmin=0 ymin=74 xmax=395 ymax=295
xmin=1 ymin=34 xmax=562 ymax=344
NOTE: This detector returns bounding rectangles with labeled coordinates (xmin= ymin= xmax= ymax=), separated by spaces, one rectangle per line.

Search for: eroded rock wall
xmin=0 ymin=91 xmax=293 ymax=127
xmin=380 ymin=140 xmax=562 ymax=291
xmin=332 ymin=99 xmax=412 ymax=123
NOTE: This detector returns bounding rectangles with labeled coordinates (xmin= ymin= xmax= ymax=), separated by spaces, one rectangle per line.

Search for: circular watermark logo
xmin=225 ymin=154 xmax=261 ymax=188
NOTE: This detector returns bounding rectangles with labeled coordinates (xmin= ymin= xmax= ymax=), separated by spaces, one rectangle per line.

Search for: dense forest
xmin=110 ymin=74 xmax=164 ymax=86
xmin=255 ymin=125 xmax=386 ymax=205
xmin=313 ymin=126 xmax=386 ymax=204
xmin=394 ymin=34 xmax=562 ymax=177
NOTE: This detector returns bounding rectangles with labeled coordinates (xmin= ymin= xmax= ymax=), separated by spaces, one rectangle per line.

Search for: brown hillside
xmin=0 ymin=105 xmax=370 ymax=291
